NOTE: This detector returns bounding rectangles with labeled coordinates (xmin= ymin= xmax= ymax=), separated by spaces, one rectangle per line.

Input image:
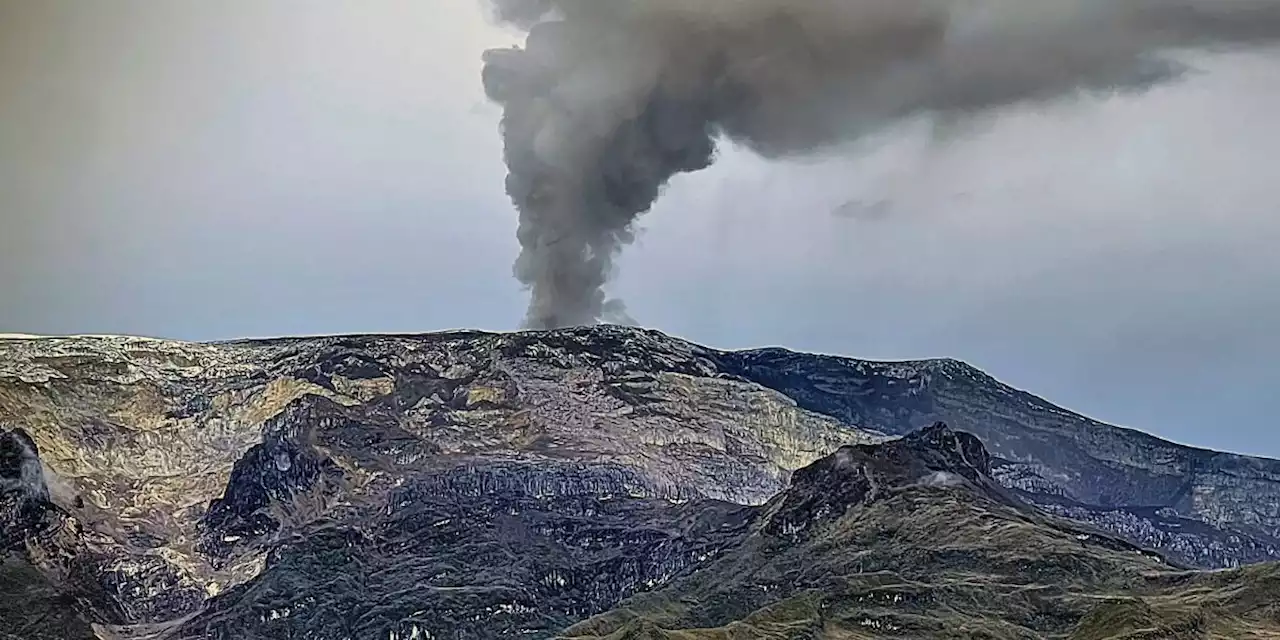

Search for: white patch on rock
xmin=921 ymin=471 xmax=965 ymax=488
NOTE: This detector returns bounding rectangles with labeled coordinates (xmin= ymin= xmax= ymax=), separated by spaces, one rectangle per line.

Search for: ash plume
xmin=482 ymin=0 xmax=1280 ymax=329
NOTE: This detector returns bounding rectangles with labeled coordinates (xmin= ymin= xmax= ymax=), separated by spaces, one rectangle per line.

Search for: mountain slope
xmin=0 ymin=328 xmax=880 ymax=637
xmin=720 ymin=348 xmax=1280 ymax=568
xmin=2 ymin=326 xmax=1279 ymax=638
xmin=563 ymin=425 xmax=1280 ymax=640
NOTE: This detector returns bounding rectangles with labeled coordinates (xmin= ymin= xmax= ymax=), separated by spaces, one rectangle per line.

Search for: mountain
xmin=718 ymin=348 xmax=1280 ymax=568
xmin=564 ymin=425 xmax=1280 ymax=640
xmin=1 ymin=326 xmax=1278 ymax=638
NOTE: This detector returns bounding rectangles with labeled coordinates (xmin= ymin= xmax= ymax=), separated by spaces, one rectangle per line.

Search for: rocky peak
xmin=905 ymin=421 xmax=994 ymax=479
xmin=715 ymin=340 xmax=1280 ymax=569
xmin=762 ymin=423 xmax=1010 ymax=542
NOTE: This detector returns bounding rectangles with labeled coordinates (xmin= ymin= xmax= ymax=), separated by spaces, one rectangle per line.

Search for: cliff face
xmin=0 ymin=328 xmax=876 ymax=637
xmin=565 ymin=425 xmax=1280 ymax=640
xmin=1 ymin=326 xmax=1278 ymax=638
xmin=720 ymin=348 xmax=1280 ymax=567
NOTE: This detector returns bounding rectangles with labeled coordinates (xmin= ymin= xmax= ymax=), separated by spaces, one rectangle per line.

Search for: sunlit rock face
xmin=1 ymin=326 xmax=1278 ymax=637
xmin=0 ymin=328 xmax=876 ymax=637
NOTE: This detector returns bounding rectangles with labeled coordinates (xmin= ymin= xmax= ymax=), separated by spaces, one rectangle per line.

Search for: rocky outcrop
xmin=718 ymin=346 xmax=1280 ymax=567
xmin=564 ymin=426 xmax=1275 ymax=640
xmin=761 ymin=423 xmax=1011 ymax=542
xmin=0 ymin=328 xmax=878 ymax=636
xmin=2 ymin=326 xmax=1279 ymax=637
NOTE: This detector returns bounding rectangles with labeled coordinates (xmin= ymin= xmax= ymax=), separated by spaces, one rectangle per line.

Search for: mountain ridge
xmin=3 ymin=327 xmax=1269 ymax=457
xmin=559 ymin=425 xmax=1278 ymax=640
xmin=10 ymin=327 xmax=1266 ymax=457
xmin=4 ymin=326 xmax=1279 ymax=568
xmin=2 ymin=326 xmax=1280 ymax=638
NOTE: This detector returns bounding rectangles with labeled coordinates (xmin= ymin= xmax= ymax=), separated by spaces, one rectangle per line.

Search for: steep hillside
xmin=565 ymin=425 xmax=1280 ymax=640
xmin=0 ymin=328 xmax=878 ymax=637
xmin=2 ymin=326 xmax=1279 ymax=638
xmin=721 ymin=348 xmax=1280 ymax=567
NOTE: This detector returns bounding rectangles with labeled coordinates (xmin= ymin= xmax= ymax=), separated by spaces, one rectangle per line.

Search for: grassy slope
xmin=560 ymin=484 xmax=1280 ymax=640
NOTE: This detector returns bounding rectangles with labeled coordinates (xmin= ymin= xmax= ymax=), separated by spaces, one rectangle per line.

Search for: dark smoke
xmin=481 ymin=0 xmax=1280 ymax=329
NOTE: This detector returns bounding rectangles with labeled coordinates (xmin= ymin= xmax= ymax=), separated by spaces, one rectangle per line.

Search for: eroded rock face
xmin=2 ymin=326 xmax=1279 ymax=637
xmin=718 ymin=347 xmax=1280 ymax=567
xmin=760 ymin=423 xmax=1007 ymax=541
xmin=0 ymin=328 xmax=878 ymax=636
xmin=180 ymin=463 xmax=756 ymax=639
xmin=561 ymin=426 xmax=1206 ymax=640
xmin=0 ymin=428 xmax=49 ymax=532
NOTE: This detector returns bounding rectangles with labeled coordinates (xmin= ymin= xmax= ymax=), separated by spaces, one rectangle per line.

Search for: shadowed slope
xmin=3 ymin=328 xmax=1280 ymax=638
xmin=563 ymin=425 xmax=1280 ymax=640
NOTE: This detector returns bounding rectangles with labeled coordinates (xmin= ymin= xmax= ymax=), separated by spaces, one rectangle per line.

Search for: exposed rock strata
xmin=2 ymin=327 xmax=1279 ymax=638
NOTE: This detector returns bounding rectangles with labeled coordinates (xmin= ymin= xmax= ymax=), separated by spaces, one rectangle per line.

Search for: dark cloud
xmin=482 ymin=0 xmax=1280 ymax=328
xmin=3 ymin=1 xmax=1279 ymax=457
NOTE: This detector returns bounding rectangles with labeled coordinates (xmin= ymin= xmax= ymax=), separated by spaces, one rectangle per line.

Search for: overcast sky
xmin=2 ymin=1 xmax=1279 ymax=457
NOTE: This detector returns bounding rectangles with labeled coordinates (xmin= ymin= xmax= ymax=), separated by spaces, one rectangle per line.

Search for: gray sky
xmin=2 ymin=1 xmax=1278 ymax=456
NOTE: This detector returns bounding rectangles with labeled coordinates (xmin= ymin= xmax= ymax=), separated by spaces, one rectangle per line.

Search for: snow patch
xmin=920 ymin=471 xmax=965 ymax=488
xmin=0 ymin=333 xmax=166 ymax=341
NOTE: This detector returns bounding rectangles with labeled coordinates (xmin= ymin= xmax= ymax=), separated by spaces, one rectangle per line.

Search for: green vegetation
xmin=562 ymin=481 xmax=1280 ymax=639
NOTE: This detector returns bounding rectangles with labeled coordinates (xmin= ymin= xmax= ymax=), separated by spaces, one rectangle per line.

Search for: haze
xmin=2 ymin=0 xmax=1278 ymax=456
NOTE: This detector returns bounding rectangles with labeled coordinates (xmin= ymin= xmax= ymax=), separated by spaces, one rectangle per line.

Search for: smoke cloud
xmin=481 ymin=0 xmax=1280 ymax=329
